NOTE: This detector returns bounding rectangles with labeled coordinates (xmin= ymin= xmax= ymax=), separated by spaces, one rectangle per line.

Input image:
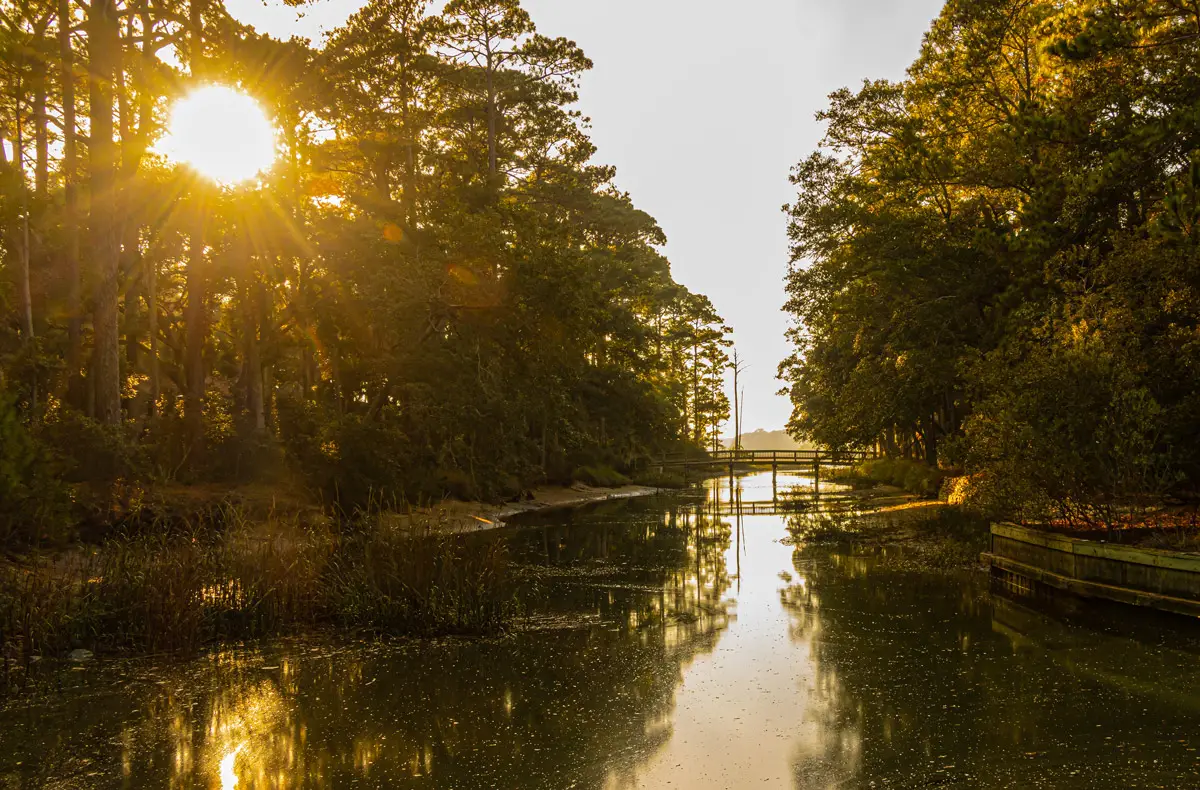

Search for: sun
xmin=161 ymin=85 xmax=276 ymax=185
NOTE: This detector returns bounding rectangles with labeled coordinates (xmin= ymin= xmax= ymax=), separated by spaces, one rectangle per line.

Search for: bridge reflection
xmin=692 ymin=469 xmax=868 ymax=521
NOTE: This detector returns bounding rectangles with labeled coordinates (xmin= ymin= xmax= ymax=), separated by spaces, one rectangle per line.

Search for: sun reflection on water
xmin=219 ymin=743 xmax=244 ymax=789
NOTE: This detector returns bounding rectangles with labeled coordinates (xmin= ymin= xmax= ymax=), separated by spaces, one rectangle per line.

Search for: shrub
xmin=0 ymin=391 xmax=73 ymax=547
xmin=277 ymin=398 xmax=426 ymax=508
xmin=851 ymin=458 xmax=946 ymax=498
xmin=38 ymin=406 xmax=145 ymax=483
xmin=573 ymin=465 xmax=631 ymax=488
xmin=962 ymin=334 xmax=1179 ymax=526
xmin=435 ymin=467 xmax=478 ymax=502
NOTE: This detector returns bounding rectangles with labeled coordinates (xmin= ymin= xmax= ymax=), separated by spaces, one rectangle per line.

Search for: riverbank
xmin=0 ymin=482 xmax=676 ymax=684
xmin=387 ymin=483 xmax=666 ymax=534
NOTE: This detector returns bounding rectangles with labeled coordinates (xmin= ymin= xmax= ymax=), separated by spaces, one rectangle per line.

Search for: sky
xmin=225 ymin=0 xmax=946 ymax=434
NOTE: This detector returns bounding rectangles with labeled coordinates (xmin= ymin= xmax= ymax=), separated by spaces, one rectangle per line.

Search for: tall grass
xmin=0 ymin=512 xmax=517 ymax=687
xmin=836 ymin=458 xmax=948 ymax=498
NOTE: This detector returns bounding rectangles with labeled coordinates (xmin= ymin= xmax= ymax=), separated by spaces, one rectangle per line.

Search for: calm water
xmin=3 ymin=472 xmax=1200 ymax=789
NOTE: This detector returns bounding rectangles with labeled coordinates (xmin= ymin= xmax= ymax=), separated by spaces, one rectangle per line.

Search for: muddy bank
xmin=56 ymin=480 xmax=670 ymax=541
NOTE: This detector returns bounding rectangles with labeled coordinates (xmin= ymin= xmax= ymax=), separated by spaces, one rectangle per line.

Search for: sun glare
xmin=162 ymin=86 xmax=276 ymax=185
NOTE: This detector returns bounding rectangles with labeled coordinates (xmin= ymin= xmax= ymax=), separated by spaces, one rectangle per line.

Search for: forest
xmin=0 ymin=0 xmax=732 ymax=546
xmin=782 ymin=0 xmax=1200 ymax=525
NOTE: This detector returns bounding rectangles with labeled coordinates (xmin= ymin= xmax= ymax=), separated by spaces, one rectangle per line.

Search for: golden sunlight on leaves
xmin=160 ymin=86 xmax=277 ymax=185
xmin=446 ymin=263 xmax=479 ymax=286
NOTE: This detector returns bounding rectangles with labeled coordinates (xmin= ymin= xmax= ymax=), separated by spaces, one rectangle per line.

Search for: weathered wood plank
xmin=983 ymin=553 xmax=1200 ymax=619
xmin=993 ymin=523 xmax=1200 ymax=574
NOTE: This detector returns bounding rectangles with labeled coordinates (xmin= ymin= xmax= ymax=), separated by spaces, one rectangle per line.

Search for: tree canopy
xmin=781 ymin=0 xmax=1200 ymax=523
xmin=0 ymin=0 xmax=731 ymax=536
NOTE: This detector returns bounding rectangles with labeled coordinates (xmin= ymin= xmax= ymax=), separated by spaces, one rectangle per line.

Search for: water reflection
xmin=781 ymin=541 xmax=1200 ymax=788
xmin=3 ymin=473 xmax=1199 ymax=788
xmin=220 ymin=744 xmax=243 ymax=789
xmin=1 ymin=494 xmax=737 ymax=789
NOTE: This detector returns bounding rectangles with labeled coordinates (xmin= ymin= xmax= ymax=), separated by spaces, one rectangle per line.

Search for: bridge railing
xmin=654 ymin=448 xmax=877 ymax=468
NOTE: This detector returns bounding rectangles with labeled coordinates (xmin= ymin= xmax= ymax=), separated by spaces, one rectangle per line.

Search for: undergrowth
xmin=833 ymin=458 xmax=948 ymax=498
xmin=0 ymin=509 xmax=516 ymax=693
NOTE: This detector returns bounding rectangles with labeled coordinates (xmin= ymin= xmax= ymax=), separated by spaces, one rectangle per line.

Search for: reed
xmin=0 ymin=510 xmax=516 ymax=686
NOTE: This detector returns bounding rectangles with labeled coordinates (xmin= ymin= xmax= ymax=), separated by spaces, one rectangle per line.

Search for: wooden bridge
xmin=656 ymin=449 xmax=875 ymax=473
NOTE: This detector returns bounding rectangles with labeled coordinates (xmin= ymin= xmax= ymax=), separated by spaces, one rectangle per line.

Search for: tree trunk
xmin=88 ymin=0 xmax=124 ymax=426
xmin=184 ymin=215 xmax=207 ymax=454
xmin=924 ymin=413 xmax=939 ymax=468
xmin=147 ymin=254 xmax=160 ymax=417
xmin=691 ymin=336 xmax=700 ymax=443
xmin=486 ymin=45 xmax=497 ymax=177
xmin=13 ymin=91 xmax=35 ymax=349
xmin=242 ymin=275 xmax=265 ymax=435
xmin=402 ymin=96 xmax=417 ymax=226
xmin=33 ymin=62 xmax=48 ymax=200
xmin=183 ymin=0 xmax=208 ymax=451
xmin=61 ymin=0 xmax=83 ymax=405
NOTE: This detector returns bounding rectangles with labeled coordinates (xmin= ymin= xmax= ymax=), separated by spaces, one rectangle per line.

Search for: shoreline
xmin=390 ymin=484 xmax=670 ymax=534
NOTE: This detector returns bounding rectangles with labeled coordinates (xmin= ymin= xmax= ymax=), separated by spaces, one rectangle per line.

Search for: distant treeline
xmin=724 ymin=430 xmax=811 ymax=452
xmin=0 ymin=0 xmax=731 ymax=545
xmin=782 ymin=0 xmax=1200 ymax=524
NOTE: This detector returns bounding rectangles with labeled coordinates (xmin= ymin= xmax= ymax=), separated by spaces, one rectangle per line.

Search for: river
xmin=3 ymin=471 xmax=1199 ymax=788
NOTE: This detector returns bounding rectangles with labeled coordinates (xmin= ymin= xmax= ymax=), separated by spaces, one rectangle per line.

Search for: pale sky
xmin=226 ymin=0 xmax=946 ymax=434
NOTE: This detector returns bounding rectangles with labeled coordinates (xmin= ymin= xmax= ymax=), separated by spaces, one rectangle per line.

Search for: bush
xmin=0 ymin=391 xmax=73 ymax=547
xmin=852 ymin=458 xmax=947 ymax=498
xmin=435 ymin=467 xmax=478 ymax=502
xmin=38 ymin=406 xmax=145 ymax=483
xmin=962 ymin=334 xmax=1179 ymax=526
xmin=277 ymin=398 xmax=427 ymax=508
xmin=573 ymin=465 xmax=631 ymax=488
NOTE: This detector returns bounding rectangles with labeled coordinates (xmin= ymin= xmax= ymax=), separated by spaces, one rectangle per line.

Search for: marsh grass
xmin=1 ymin=509 xmax=517 ymax=691
xmin=830 ymin=459 xmax=948 ymax=498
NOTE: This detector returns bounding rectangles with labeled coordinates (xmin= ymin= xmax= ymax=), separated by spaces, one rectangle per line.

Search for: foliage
xmin=848 ymin=458 xmax=947 ymax=499
xmin=782 ymin=0 xmax=1200 ymax=523
xmin=0 ymin=387 xmax=71 ymax=546
xmin=0 ymin=0 xmax=731 ymax=531
xmin=572 ymin=465 xmax=631 ymax=488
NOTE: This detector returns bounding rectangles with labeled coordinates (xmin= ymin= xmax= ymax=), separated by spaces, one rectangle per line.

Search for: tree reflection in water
xmin=5 ymin=478 xmax=1200 ymax=789
xmin=0 ymin=497 xmax=735 ymax=789
xmin=780 ymin=542 xmax=1200 ymax=788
